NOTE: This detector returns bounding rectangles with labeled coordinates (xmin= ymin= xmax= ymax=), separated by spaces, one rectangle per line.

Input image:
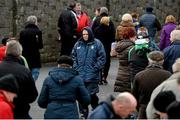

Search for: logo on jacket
xmin=77 ymin=46 xmax=81 ymax=49
xmin=91 ymin=45 xmax=94 ymax=49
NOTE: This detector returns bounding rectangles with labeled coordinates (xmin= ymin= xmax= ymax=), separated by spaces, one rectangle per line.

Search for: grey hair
xmin=27 ymin=15 xmax=37 ymax=25
xmin=172 ymin=58 xmax=180 ymax=73
xmin=6 ymin=40 xmax=22 ymax=57
xmin=148 ymin=58 xmax=164 ymax=65
xmin=170 ymin=29 xmax=180 ymax=42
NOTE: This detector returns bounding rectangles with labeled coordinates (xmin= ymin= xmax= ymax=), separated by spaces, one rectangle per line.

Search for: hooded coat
xmin=38 ymin=67 xmax=90 ymax=119
xmin=72 ymin=27 xmax=106 ymax=83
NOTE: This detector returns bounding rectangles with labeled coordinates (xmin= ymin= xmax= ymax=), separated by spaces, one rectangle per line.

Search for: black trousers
xmin=80 ymin=94 xmax=99 ymax=118
xmin=102 ymin=53 xmax=111 ymax=79
xmin=60 ymin=35 xmax=76 ymax=56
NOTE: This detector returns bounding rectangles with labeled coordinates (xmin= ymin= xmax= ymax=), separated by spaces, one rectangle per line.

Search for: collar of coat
xmin=146 ymin=63 xmax=163 ymax=69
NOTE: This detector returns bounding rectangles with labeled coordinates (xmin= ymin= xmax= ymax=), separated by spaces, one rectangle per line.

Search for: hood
xmin=100 ymin=95 xmax=121 ymax=119
xmin=49 ymin=67 xmax=78 ymax=84
xmin=80 ymin=27 xmax=94 ymax=43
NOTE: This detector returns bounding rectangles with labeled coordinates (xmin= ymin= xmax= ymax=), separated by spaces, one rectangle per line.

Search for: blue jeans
xmin=31 ymin=68 xmax=40 ymax=81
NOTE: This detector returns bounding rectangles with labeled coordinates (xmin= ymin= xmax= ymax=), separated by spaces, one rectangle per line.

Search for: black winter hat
xmin=153 ymin=91 xmax=176 ymax=112
xmin=0 ymin=74 xmax=19 ymax=94
xmin=146 ymin=6 xmax=153 ymax=12
xmin=57 ymin=55 xmax=73 ymax=66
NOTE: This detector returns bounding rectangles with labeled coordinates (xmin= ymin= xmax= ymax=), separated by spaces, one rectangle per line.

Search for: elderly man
xmin=163 ymin=28 xmax=180 ymax=73
xmin=0 ymin=40 xmax=38 ymax=119
xmin=88 ymin=92 xmax=137 ymax=119
xmin=132 ymin=51 xmax=171 ymax=119
xmin=146 ymin=58 xmax=180 ymax=119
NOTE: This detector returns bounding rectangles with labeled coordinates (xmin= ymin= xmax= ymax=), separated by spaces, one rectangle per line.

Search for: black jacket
xmin=94 ymin=24 xmax=115 ymax=54
xmin=19 ymin=23 xmax=43 ymax=70
xmin=58 ymin=8 xmax=77 ymax=37
xmin=0 ymin=55 xmax=38 ymax=118
xmin=92 ymin=13 xmax=108 ymax=32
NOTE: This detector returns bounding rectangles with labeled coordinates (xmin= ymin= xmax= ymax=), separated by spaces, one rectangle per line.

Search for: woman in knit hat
xmin=0 ymin=74 xmax=19 ymax=119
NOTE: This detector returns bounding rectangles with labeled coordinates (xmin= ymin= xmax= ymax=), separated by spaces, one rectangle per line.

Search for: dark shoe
xmin=99 ymin=81 xmax=103 ymax=85
xmin=103 ymin=79 xmax=108 ymax=85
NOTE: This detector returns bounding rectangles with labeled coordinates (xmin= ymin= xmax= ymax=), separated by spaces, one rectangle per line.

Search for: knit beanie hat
xmin=100 ymin=7 xmax=108 ymax=15
xmin=0 ymin=74 xmax=19 ymax=94
xmin=153 ymin=91 xmax=176 ymax=112
xmin=57 ymin=55 xmax=73 ymax=66
xmin=147 ymin=51 xmax=164 ymax=62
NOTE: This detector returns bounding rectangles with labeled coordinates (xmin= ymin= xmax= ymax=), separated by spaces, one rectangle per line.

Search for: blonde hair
xmin=172 ymin=58 xmax=180 ymax=73
xmin=100 ymin=16 xmax=110 ymax=26
xmin=165 ymin=15 xmax=176 ymax=24
xmin=170 ymin=29 xmax=180 ymax=42
xmin=122 ymin=13 xmax=133 ymax=22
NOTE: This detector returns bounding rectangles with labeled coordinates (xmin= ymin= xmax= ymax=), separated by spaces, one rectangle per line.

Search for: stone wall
xmin=0 ymin=0 xmax=179 ymax=63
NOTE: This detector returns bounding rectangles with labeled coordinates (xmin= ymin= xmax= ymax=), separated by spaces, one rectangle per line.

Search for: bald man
xmin=88 ymin=92 xmax=137 ymax=119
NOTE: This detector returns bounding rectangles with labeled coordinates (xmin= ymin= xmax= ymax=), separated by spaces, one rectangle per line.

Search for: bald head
xmin=112 ymin=92 xmax=137 ymax=118
xmin=116 ymin=92 xmax=137 ymax=108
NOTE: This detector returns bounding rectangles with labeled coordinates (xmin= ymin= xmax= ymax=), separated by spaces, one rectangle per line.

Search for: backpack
xmin=128 ymin=38 xmax=150 ymax=61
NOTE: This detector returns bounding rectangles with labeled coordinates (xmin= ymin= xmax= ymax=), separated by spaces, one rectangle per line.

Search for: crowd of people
xmin=0 ymin=1 xmax=180 ymax=119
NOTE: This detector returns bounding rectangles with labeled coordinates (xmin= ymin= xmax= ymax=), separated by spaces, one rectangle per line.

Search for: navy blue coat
xmin=163 ymin=41 xmax=180 ymax=73
xmin=140 ymin=12 xmax=161 ymax=38
xmin=72 ymin=27 xmax=106 ymax=83
xmin=88 ymin=95 xmax=121 ymax=119
xmin=38 ymin=67 xmax=90 ymax=119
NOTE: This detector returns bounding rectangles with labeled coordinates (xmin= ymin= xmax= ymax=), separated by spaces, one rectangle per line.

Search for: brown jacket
xmin=114 ymin=39 xmax=134 ymax=92
xmin=132 ymin=64 xmax=171 ymax=119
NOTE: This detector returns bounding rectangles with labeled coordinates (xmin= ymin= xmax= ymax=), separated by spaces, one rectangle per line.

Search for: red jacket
xmin=0 ymin=93 xmax=14 ymax=119
xmin=0 ymin=46 xmax=6 ymax=62
xmin=77 ymin=12 xmax=90 ymax=33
